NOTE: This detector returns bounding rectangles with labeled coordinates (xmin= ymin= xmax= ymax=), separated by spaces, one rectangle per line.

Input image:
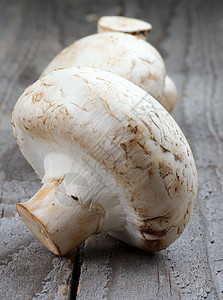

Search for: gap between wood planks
xmin=70 ymin=244 xmax=85 ymax=300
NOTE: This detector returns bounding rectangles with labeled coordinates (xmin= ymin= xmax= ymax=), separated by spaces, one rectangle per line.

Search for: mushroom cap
xmin=12 ymin=67 xmax=197 ymax=253
xmin=42 ymin=32 xmax=166 ymax=102
xmin=97 ymin=16 xmax=152 ymax=38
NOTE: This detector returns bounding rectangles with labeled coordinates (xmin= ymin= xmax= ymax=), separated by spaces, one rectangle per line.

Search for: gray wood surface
xmin=0 ymin=0 xmax=222 ymax=299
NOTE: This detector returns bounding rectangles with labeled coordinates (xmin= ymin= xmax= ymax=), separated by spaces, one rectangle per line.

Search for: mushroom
xmin=42 ymin=18 xmax=176 ymax=113
xmin=97 ymin=16 xmax=152 ymax=40
xmin=12 ymin=67 xmax=197 ymax=256
xmin=42 ymin=31 xmax=166 ymax=103
xmin=97 ymin=16 xmax=177 ymax=113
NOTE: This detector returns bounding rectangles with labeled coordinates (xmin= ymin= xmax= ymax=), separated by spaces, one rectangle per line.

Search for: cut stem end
xmin=17 ymin=203 xmax=62 ymax=255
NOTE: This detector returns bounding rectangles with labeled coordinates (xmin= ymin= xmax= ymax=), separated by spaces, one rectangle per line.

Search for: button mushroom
xmin=97 ymin=16 xmax=177 ymax=113
xmin=42 ymin=31 xmax=166 ymax=103
xmin=97 ymin=16 xmax=152 ymax=40
xmin=12 ymin=67 xmax=197 ymax=256
xmin=42 ymin=18 xmax=176 ymax=113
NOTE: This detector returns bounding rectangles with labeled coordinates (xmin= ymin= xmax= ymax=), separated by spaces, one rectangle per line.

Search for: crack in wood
xmin=0 ymin=183 xmax=4 ymax=221
xmin=1 ymin=208 xmax=4 ymax=219
xmin=118 ymin=0 xmax=125 ymax=16
xmin=70 ymin=244 xmax=85 ymax=300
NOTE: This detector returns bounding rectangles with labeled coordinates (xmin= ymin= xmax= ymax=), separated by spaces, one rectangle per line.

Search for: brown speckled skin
xmin=12 ymin=67 xmax=197 ymax=254
xmin=42 ymin=32 xmax=166 ymax=103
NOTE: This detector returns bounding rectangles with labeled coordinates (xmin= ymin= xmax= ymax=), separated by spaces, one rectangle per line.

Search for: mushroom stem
xmin=16 ymin=181 xmax=100 ymax=256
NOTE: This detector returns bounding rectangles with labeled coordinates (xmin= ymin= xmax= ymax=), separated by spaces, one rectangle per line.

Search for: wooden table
xmin=0 ymin=0 xmax=222 ymax=299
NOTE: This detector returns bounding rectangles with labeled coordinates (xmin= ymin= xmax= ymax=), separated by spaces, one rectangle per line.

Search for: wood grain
xmin=0 ymin=0 xmax=222 ymax=299
xmin=0 ymin=0 xmax=120 ymax=299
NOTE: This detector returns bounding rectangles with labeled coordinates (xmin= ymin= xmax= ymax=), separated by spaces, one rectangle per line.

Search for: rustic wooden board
xmin=77 ymin=0 xmax=223 ymax=299
xmin=1 ymin=0 xmax=223 ymax=299
xmin=0 ymin=0 xmax=119 ymax=299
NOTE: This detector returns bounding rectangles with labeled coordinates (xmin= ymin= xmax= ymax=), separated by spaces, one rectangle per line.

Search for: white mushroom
xmin=42 ymin=25 xmax=176 ymax=113
xmin=97 ymin=16 xmax=177 ymax=113
xmin=97 ymin=16 xmax=152 ymax=40
xmin=42 ymin=32 xmax=166 ymax=103
xmin=12 ymin=67 xmax=197 ymax=256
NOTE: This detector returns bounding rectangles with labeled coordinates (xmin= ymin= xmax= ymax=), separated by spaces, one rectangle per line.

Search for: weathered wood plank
xmin=77 ymin=233 xmax=180 ymax=300
xmin=77 ymin=0 xmax=223 ymax=299
xmin=0 ymin=216 xmax=75 ymax=300
xmin=0 ymin=0 xmax=119 ymax=299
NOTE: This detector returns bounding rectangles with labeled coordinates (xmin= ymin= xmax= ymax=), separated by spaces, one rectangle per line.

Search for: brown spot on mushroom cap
xmin=160 ymin=145 xmax=170 ymax=153
xmin=32 ymin=92 xmax=44 ymax=103
xmin=127 ymin=123 xmax=138 ymax=134
xmin=174 ymin=152 xmax=184 ymax=162
xmin=120 ymin=142 xmax=128 ymax=160
xmin=159 ymin=161 xmax=174 ymax=180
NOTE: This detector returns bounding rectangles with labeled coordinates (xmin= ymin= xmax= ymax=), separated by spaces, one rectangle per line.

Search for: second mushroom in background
xmin=42 ymin=16 xmax=177 ymax=113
